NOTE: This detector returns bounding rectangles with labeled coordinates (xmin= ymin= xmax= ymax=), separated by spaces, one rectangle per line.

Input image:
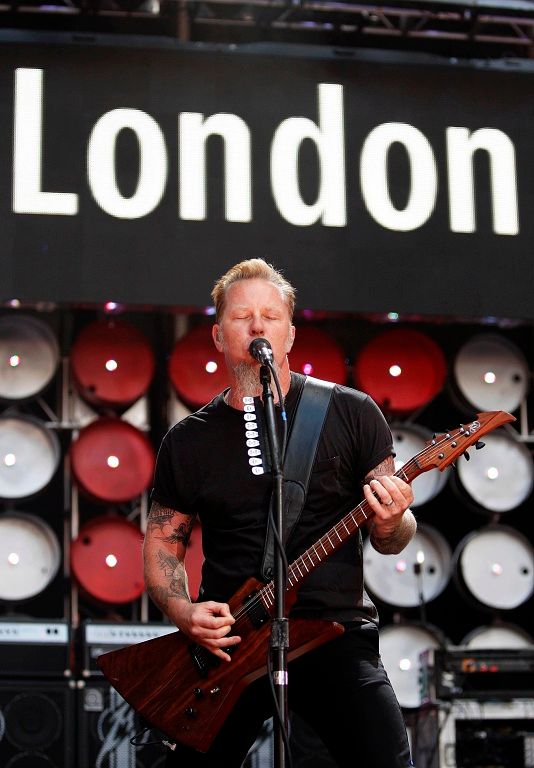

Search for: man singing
xmin=144 ymin=258 xmax=416 ymax=767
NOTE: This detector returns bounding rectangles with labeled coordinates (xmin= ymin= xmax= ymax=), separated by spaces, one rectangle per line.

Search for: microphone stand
xmin=259 ymin=363 xmax=289 ymax=768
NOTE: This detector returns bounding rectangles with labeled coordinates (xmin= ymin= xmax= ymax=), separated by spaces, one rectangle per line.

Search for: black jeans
xmin=164 ymin=623 xmax=413 ymax=768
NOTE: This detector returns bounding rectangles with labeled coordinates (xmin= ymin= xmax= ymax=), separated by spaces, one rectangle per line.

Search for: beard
xmin=231 ymin=361 xmax=264 ymax=399
xmin=217 ymin=327 xmax=293 ymax=401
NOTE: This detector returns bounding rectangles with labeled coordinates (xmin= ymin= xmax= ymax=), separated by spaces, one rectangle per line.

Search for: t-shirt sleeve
xmin=150 ymin=427 xmax=196 ymax=515
xmin=354 ymin=394 xmax=394 ymax=481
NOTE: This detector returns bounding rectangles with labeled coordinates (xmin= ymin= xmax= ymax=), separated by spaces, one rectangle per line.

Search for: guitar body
xmin=98 ymin=576 xmax=344 ymax=752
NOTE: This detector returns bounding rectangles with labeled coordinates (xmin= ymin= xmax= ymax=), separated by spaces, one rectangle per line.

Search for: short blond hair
xmin=211 ymin=259 xmax=296 ymax=322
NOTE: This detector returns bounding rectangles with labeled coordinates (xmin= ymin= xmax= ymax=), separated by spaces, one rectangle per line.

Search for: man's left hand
xmin=363 ymin=475 xmax=414 ymax=541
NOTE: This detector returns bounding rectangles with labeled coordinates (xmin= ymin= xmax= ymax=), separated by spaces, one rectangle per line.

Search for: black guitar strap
xmin=260 ymin=375 xmax=335 ymax=581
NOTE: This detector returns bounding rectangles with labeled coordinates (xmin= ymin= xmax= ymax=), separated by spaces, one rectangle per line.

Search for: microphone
xmin=249 ymin=338 xmax=273 ymax=365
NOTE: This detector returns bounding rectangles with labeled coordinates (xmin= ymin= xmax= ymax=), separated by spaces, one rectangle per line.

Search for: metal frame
xmin=1 ymin=0 xmax=534 ymax=54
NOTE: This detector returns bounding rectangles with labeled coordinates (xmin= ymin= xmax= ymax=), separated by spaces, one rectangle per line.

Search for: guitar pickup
xmin=189 ymin=644 xmax=211 ymax=677
xmin=189 ymin=634 xmax=238 ymax=676
xmin=244 ymin=591 xmax=270 ymax=629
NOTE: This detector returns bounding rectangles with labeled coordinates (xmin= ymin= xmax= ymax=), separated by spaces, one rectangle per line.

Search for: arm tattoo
xmin=364 ymin=455 xmax=395 ymax=483
xmin=164 ymin=522 xmax=193 ymax=545
xmin=145 ymin=502 xmax=193 ymax=610
xmin=147 ymin=501 xmax=194 ymax=545
xmin=156 ymin=550 xmax=190 ymax=600
xmin=146 ymin=549 xmax=190 ymax=609
xmin=370 ymin=517 xmax=416 ymax=554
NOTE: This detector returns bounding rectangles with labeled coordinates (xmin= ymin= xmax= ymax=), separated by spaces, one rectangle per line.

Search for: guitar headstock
xmin=415 ymin=410 xmax=516 ymax=474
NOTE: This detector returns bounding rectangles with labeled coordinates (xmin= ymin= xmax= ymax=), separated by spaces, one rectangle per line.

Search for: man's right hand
xmin=174 ymin=600 xmax=241 ymax=662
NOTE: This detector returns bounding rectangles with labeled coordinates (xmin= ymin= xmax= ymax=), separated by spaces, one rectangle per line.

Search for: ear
xmin=212 ymin=324 xmax=223 ymax=352
xmin=285 ymin=325 xmax=296 ymax=354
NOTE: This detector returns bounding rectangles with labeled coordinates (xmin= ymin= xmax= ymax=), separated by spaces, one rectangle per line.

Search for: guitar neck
xmin=258 ymin=414 xmax=502 ymax=605
xmin=258 ymin=460 xmax=421 ymax=608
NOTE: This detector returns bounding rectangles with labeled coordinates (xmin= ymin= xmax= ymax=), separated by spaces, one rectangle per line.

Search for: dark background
xmin=0 ymin=34 xmax=533 ymax=319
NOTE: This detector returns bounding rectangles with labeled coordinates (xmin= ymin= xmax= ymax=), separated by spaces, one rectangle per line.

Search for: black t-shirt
xmin=151 ymin=373 xmax=393 ymax=623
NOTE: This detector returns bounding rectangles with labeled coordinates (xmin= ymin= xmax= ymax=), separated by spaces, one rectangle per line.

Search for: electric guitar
xmin=98 ymin=410 xmax=514 ymax=752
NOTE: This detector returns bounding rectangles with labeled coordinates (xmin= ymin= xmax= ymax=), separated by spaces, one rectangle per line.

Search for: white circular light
xmin=303 ymin=363 xmax=313 ymax=376
xmin=105 ymin=554 xmax=118 ymax=568
xmin=0 ymin=512 xmax=61 ymax=601
xmin=389 ymin=365 xmax=402 ymax=377
xmin=365 ymin=524 xmax=452 ymax=607
xmin=380 ymin=624 xmax=442 ymax=708
xmin=387 ymin=312 xmax=399 ymax=321
xmin=416 ymin=550 xmax=425 ymax=565
xmin=457 ymin=431 xmax=533 ymax=513
xmin=4 ymin=453 xmax=16 ymax=467
xmin=205 ymin=361 xmax=218 ymax=374
xmin=107 ymin=455 xmax=120 ymax=469
xmin=105 ymin=302 xmax=118 ymax=312
xmin=9 ymin=354 xmax=21 ymax=368
xmin=455 ymin=526 xmax=533 ymax=610
xmin=454 ymin=335 xmax=528 ymax=412
xmin=105 ymin=359 xmax=118 ymax=372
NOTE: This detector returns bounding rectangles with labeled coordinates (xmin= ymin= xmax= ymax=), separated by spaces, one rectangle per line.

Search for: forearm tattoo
xmin=145 ymin=501 xmax=193 ymax=610
xmin=370 ymin=517 xmax=414 ymax=554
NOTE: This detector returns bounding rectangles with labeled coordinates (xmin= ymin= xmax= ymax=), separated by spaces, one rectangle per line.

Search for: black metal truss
xmin=187 ymin=0 xmax=534 ymax=53
xmin=2 ymin=0 xmax=534 ymax=55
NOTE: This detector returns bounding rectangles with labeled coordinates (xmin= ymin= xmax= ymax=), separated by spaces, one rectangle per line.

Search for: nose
xmin=249 ymin=313 xmax=265 ymax=337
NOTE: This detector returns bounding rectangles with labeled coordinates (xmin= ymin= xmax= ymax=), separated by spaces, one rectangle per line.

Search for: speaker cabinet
xmin=78 ymin=680 xmax=168 ymax=768
xmin=0 ymin=679 xmax=75 ymax=768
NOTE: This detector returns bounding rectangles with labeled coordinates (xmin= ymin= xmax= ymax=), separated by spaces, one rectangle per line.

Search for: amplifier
xmin=82 ymin=620 xmax=178 ymax=677
xmin=414 ymin=698 xmax=534 ymax=768
xmin=420 ymin=648 xmax=534 ymax=701
xmin=0 ymin=619 xmax=70 ymax=677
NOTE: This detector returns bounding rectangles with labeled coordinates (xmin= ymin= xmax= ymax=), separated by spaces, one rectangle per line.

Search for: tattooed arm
xmin=143 ymin=501 xmax=241 ymax=661
xmin=362 ymin=456 xmax=417 ymax=555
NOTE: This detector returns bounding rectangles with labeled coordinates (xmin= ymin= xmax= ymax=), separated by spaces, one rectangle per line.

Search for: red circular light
xmin=353 ymin=329 xmax=446 ymax=413
xmin=71 ymin=515 xmax=144 ymax=604
xmin=169 ymin=325 xmax=229 ymax=408
xmin=70 ymin=418 xmax=155 ymax=503
xmin=290 ymin=327 xmax=346 ymax=384
xmin=71 ymin=320 xmax=155 ymax=410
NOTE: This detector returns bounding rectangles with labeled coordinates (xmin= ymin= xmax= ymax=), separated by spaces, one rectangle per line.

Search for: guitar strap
xmin=260 ymin=375 xmax=335 ymax=581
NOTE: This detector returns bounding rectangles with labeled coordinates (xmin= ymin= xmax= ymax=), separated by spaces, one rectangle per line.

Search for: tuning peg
xmin=463 ymin=451 xmax=470 ymax=461
xmin=475 ymin=441 xmax=485 ymax=450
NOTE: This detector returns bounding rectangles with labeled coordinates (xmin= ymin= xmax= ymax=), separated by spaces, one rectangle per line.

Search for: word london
xmin=13 ymin=69 xmax=519 ymax=235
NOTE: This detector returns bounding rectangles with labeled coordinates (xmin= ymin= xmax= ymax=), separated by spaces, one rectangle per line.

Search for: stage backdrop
xmin=0 ymin=32 xmax=533 ymax=319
